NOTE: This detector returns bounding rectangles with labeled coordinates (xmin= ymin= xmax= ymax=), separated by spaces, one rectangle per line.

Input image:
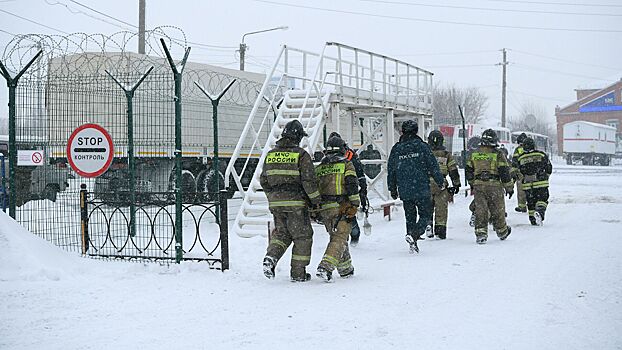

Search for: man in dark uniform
xmin=315 ymin=135 xmax=360 ymax=282
xmin=516 ymin=137 xmax=552 ymax=226
xmin=388 ymin=120 xmax=444 ymax=254
xmin=328 ymin=132 xmax=367 ymax=246
xmin=465 ymin=129 xmax=513 ymax=244
xmin=261 ymin=120 xmax=321 ymax=282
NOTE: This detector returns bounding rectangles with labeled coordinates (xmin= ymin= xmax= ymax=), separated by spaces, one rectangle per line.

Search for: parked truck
xmin=563 ymin=121 xmax=616 ymax=166
xmin=42 ymin=53 xmax=270 ymax=203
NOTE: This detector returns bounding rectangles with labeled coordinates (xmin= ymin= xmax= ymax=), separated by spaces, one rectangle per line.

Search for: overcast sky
xmin=1 ymin=0 xmax=621 ymax=127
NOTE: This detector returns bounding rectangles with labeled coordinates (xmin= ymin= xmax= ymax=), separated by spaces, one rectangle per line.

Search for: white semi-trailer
xmin=563 ymin=121 xmax=616 ymax=166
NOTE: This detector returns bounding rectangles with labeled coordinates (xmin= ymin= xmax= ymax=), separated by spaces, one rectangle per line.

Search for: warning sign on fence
xmin=67 ymin=123 xmax=114 ymax=178
xmin=17 ymin=150 xmax=45 ymax=166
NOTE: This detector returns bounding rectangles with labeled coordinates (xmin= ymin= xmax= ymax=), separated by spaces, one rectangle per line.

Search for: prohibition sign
xmin=66 ymin=123 xmax=114 ymax=178
xmin=31 ymin=151 xmax=43 ymax=164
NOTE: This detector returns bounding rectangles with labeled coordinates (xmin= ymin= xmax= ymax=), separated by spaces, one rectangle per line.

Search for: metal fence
xmin=0 ymin=29 xmax=263 ymax=268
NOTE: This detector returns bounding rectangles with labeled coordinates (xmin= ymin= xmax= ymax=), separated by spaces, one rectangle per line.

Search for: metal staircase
xmin=233 ymin=88 xmax=330 ymax=237
xmin=225 ymin=42 xmax=434 ymax=238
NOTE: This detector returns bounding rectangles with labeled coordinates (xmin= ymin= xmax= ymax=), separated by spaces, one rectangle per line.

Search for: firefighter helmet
xmin=522 ymin=137 xmax=535 ymax=151
xmin=325 ymin=135 xmax=346 ymax=154
xmin=427 ymin=130 xmax=444 ymax=148
xmin=281 ymin=120 xmax=308 ymax=142
xmin=480 ymin=129 xmax=499 ymax=146
xmin=517 ymin=132 xmax=528 ymax=145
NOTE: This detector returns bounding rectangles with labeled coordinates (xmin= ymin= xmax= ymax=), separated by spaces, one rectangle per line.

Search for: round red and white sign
xmin=66 ymin=123 xmax=114 ymax=178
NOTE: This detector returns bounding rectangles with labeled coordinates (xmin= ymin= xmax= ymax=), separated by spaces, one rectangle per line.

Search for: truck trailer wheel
xmin=43 ymin=184 xmax=59 ymax=202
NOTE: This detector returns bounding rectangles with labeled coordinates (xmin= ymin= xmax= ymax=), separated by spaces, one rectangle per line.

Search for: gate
xmin=0 ymin=29 xmax=264 ymax=269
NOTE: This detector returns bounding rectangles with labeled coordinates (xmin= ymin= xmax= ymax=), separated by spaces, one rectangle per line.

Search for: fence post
xmin=79 ymin=183 xmax=90 ymax=254
xmin=1 ymin=154 xmax=6 ymax=212
xmin=0 ymin=50 xmax=43 ymax=218
xmin=105 ymin=67 xmax=154 ymax=238
xmin=194 ymin=79 xmax=236 ymax=202
xmin=219 ymin=189 xmax=229 ymax=271
xmin=161 ymin=39 xmax=191 ymax=264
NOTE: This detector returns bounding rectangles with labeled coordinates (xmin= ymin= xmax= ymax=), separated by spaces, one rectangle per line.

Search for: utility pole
xmin=138 ymin=0 xmax=146 ymax=54
xmin=239 ymin=42 xmax=246 ymax=71
xmin=498 ymin=48 xmax=508 ymax=127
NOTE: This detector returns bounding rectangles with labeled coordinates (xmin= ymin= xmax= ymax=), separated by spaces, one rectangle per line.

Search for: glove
xmin=506 ymin=189 xmax=514 ymax=199
xmin=340 ymin=203 xmax=358 ymax=220
xmin=390 ymin=190 xmax=398 ymax=200
xmin=449 ymin=186 xmax=460 ymax=195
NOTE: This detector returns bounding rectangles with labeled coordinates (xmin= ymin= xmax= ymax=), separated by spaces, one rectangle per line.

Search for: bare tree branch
xmin=433 ymin=83 xmax=489 ymax=125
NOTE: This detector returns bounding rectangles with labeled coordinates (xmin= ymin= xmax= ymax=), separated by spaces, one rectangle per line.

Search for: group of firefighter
xmin=261 ymin=119 xmax=552 ymax=282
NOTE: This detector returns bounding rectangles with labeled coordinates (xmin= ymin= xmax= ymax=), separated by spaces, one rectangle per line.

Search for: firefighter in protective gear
xmin=465 ymin=129 xmax=513 ymax=244
xmin=427 ymin=130 xmax=461 ymax=239
xmin=314 ymin=135 xmax=360 ymax=282
xmin=329 ymin=132 xmax=367 ymax=246
xmin=260 ymin=120 xmax=321 ymax=282
xmin=512 ymin=132 xmax=528 ymax=213
xmin=516 ymin=137 xmax=552 ymax=226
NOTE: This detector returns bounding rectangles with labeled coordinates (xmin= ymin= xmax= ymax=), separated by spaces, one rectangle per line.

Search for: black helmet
xmin=522 ymin=137 xmax=535 ymax=151
xmin=402 ymin=120 xmax=418 ymax=135
xmin=329 ymin=131 xmax=342 ymax=139
xmin=480 ymin=129 xmax=499 ymax=146
xmin=517 ymin=132 xmax=528 ymax=145
xmin=281 ymin=120 xmax=308 ymax=142
xmin=325 ymin=135 xmax=346 ymax=154
xmin=427 ymin=130 xmax=444 ymax=148
xmin=467 ymin=136 xmax=481 ymax=150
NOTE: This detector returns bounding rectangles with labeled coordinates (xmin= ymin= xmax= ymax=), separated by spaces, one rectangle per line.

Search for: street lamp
xmin=239 ymin=26 xmax=288 ymax=71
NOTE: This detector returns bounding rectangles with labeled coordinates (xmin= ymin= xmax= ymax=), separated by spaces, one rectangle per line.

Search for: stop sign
xmin=66 ymin=123 xmax=114 ymax=178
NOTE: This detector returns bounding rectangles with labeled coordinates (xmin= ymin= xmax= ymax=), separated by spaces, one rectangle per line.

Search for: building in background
xmin=556 ymin=79 xmax=622 ymax=156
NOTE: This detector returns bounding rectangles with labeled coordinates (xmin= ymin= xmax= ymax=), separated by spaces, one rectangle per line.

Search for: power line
xmin=512 ymin=49 xmax=620 ymax=71
xmin=360 ymin=0 xmax=622 ymax=17
xmin=393 ymin=49 xmax=499 ymax=57
xmin=513 ymin=63 xmax=613 ymax=81
xmin=485 ymin=0 xmax=622 ymax=8
xmin=65 ymin=0 xmax=238 ymax=49
xmin=425 ymin=63 xmax=497 ymax=68
xmin=508 ymin=88 xmax=569 ymax=102
xmin=252 ymin=0 xmax=622 ymax=33
xmin=0 ymin=9 xmax=69 ymax=34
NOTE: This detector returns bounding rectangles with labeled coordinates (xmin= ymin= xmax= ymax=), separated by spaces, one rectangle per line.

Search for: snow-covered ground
xmin=1 ymin=163 xmax=621 ymax=349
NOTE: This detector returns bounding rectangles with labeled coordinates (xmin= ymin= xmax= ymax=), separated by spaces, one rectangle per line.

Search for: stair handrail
xmin=225 ymin=45 xmax=286 ymax=191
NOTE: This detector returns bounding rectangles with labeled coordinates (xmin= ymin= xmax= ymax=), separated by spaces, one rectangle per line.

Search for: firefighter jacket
xmin=430 ymin=146 xmax=461 ymax=188
xmin=465 ymin=145 xmax=513 ymax=191
xmin=260 ymin=138 xmax=321 ymax=209
xmin=388 ymin=133 xmax=444 ymax=200
xmin=516 ymin=150 xmax=552 ymax=190
xmin=315 ymin=154 xmax=360 ymax=210
xmin=344 ymin=146 xmax=367 ymax=193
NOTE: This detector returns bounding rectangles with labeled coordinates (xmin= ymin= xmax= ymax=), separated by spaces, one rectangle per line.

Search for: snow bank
xmin=0 ymin=211 xmax=83 ymax=282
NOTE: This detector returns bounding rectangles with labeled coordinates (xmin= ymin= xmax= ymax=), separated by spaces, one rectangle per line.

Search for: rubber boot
xmin=434 ymin=225 xmax=447 ymax=240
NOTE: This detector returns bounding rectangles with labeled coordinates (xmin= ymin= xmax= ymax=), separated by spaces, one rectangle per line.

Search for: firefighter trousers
xmin=265 ymin=207 xmax=313 ymax=279
xmin=525 ymin=187 xmax=549 ymax=220
xmin=472 ymin=185 xmax=509 ymax=238
xmin=319 ymin=207 xmax=354 ymax=276
xmin=516 ymin=179 xmax=527 ymax=209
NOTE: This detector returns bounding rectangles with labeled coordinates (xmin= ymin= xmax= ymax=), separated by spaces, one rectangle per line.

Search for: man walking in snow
xmin=427 ymin=130 xmax=461 ymax=239
xmin=261 ymin=120 xmax=321 ymax=282
xmin=388 ymin=120 xmax=444 ymax=253
xmin=465 ymin=129 xmax=513 ymax=244
xmin=515 ymin=137 xmax=552 ymax=226
xmin=512 ymin=132 xmax=529 ymax=213
xmin=328 ymin=132 xmax=367 ymax=246
xmin=314 ymin=135 xmax=359 ymax=282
